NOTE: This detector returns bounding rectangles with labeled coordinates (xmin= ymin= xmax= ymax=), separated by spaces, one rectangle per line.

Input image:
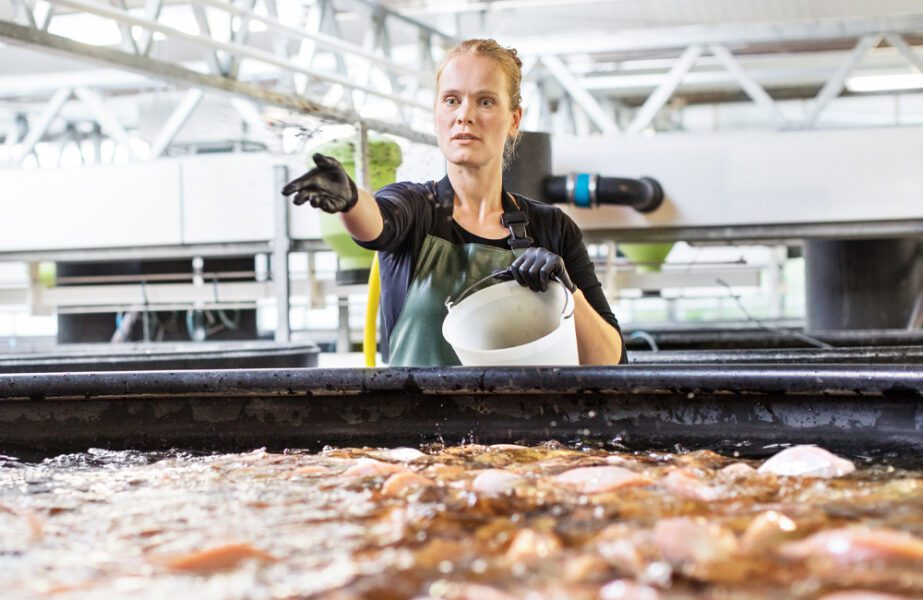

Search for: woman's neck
xmin=448 ymin=162 xmax=504 ymax=224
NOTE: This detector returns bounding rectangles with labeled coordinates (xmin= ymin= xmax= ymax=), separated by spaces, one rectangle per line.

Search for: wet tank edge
xmin=1 ymin=366 xmax=921 ymax=463
xmin=2 ymin=364 xmax=923 ymax=398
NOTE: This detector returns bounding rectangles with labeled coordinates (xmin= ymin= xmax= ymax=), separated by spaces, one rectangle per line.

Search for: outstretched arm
xmin=341 ymin=188 xmax=383 ymax=242
xmin=282 ymin=153 xmax=383 ymax=241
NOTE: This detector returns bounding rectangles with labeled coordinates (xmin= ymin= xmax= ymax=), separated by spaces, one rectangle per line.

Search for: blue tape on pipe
xmin=574 ymin=173 xmax=592 ymax=207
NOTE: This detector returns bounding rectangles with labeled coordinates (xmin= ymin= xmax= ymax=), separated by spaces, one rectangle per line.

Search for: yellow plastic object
xmin=363 ymin=252 xmax=381 ymax=367
xmin=314 ymin=138 xmax=403 ymax=272
xmin=619 ymin=243 xmax=674 ymax=273
xmin=37 ymin=262 xmax=56 ymax=287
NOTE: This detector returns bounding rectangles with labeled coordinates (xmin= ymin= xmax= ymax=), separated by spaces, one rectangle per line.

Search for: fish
xmin=342 ymin=458 xmax=409 ymax=478
xmin=719 ymin=462 xmax=757 ymax=479
xmin=161 ymin=542 xmax=278 ymax=572
xmin=660 ymin=468 xmax=722 ymax=502
xmin=652 ymin=517 xmax=738 ymax=568
xmin=758 ymin=445 xmax=856 ymax=478
xmin=471 ymin=469 xmax=525 ymax=496
xmin=816 ymin=592 xmax=917 ymax=600
xmin=740 ymin=510 xmax=799 ymax=554
xmin=505 ymin=528 xmax=562 ymax=562
xmin=599 ymin=579 xmax=660 ymax=600
xmin=381 ymin=471 xmax=435 ymax=497
xmin=374 ymin=447 xmax=428 ymax=463
xmin=555 ymin=466 xmax=651 ymax=494
xmin=779 ymin=527 xmax=923 ymax=564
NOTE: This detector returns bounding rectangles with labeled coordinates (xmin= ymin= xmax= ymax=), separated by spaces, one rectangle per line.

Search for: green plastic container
xmin=619 ymin=243 xmax=674 ymax=273
xmin=312 ymin=138 xmax=403 ymax=272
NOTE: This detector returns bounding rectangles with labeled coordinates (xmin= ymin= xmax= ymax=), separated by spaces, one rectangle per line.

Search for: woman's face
xmin=435 ymin=53 xmax=521 ymax=169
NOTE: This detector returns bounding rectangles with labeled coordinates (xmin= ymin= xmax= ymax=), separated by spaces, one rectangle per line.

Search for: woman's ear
xmin=510 ymin=106 xmax=523 ymax=135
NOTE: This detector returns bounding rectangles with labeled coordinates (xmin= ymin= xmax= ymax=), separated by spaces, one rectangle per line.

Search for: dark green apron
xmin=387 ymin=199 xmax=533 ymax=367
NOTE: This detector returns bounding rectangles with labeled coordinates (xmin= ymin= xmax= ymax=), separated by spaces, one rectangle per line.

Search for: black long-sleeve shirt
xmin=354 ymin=175 xmax=625 ymax=363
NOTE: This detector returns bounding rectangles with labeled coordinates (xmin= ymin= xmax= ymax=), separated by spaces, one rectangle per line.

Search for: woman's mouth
xmin=452 ymin=133 xmax=479 ymax=142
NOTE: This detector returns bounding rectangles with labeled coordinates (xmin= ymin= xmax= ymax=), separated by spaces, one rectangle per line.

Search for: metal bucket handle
xmin=445 ymin=268 xmax=574 ymax=319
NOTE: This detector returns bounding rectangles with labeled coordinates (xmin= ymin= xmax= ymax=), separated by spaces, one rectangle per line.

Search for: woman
xmin=283 ymin=39 xmax=625 ymax=366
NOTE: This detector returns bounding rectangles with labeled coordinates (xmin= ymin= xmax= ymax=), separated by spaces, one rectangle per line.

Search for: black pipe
xmin=502 ymin=131 xmax=664 ymax=213
xmin=0 ymin=342 xmax=320 ymax=374
xmin=545 ymin=174 xmax=664 ymax=212
xmin=622 ymin=327 xmax=923 ymax=351
xmin=629 ymin=345 xmax=923 ymax=365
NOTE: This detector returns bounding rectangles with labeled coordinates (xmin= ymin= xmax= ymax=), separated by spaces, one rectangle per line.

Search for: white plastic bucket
xmin=442 ymin=279 xmax=579 ymax=366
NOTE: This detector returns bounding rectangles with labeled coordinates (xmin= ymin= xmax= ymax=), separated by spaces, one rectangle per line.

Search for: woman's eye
xmin=480 ymin=98 xmax=494 ymax=107
xmin=444 ymin=97 xmax=458 ymax=106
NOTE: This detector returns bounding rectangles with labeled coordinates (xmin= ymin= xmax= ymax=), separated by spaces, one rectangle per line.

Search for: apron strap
xmin=500 ymin=193 xmax=533 ymax=250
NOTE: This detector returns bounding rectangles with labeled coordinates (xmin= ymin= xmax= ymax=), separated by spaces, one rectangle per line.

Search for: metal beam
xmin=2 ymin=114 xmax=26 ymax=155
xmin=262 ymin=0 xmax=296 ymax=93
xmin=507 ymin=15 xmax=923 ymax=56
xmin=73 ymin=86 xmax=144 ymax=158
xmin=229 ymin=96 xmax=280 ymax=150
xmin=34 ymin=0 xmax=55 ymax=31
xmin=14 ymin=87 xmax=71 ymax=167
xmin=708 ymin=43 xmax=786 ymax=126
xmin=110 ymin=0 xmax=139 ymax=55
xmin=137 ymin=0 xmax=163 ymax=57
xmin=190 ymin=3 xmax=224 ymax=74
xmin=314 ymin=0 xmax=354 ymax=111
xmin=149 ymin=87 xmax=205 ymax=157
xmin=11 ymin=0 xmax=38 ymax=28
xmin=272 ymin=164 xmax=290 ymax=343
xmin=351 ymin=0 xmax=456 ymax=42
xmin=803 ymin=34 xmax=881 ymax=127
xmin=224 ymin=0 xmax=256 ymax=79
xmin=885 ymin=33 xmax=923 ymax=74
xmin=47 ymin=0 xmax=430 ymax=111
xmin=627 ymin=44 xmax=703 ymax=135
xmin=193 ymin=0 xmax=425 ymax=81
xmin=540 ymin=54 xmax=619 ymax=134
xmin=0 ymin=68 xmax=160 ymax=99
xmin=0 ymin=21 xmax=437 ymax=144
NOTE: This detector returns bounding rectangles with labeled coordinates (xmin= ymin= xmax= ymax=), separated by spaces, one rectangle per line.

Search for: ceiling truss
xmin=2 ymin=3 xmax=923 ymax=164
xmin=529 ymin=23 xmax=923 ymax=135
xmin=0 ymin=0 xmax=451 ymax=167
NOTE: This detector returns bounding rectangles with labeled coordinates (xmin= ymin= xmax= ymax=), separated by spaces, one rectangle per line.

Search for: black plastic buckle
xmin=500 ymin=211 xmax=533 ymax=250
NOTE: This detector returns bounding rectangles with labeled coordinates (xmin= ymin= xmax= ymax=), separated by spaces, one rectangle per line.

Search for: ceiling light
xmin=845 ymin=73 xmax=923 ymax=93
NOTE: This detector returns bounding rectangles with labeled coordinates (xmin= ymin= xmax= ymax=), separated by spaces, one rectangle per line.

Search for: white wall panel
xmin=552 ymin=126 xmax=923 ymax=232
xmin=283 ymin=156 xmax=322 ymax=241
xmin=0 ymin=153 xmax=327 ymax=255
xmin=0 ymin=160 xmax=182 ymax=251
xmin=180 ymin=153 xmax=276 ymax=244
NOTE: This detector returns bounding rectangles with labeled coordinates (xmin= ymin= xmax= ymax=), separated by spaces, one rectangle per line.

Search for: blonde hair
xmin=435 ymin=39 xmax=523 ymax=169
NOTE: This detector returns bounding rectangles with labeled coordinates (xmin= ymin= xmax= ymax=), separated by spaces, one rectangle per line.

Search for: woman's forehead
xmin=437 ymin=54 xmax=507 ymax=94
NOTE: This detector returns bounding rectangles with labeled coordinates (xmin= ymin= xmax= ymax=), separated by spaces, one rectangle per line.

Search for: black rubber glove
xmin=281 ymin=153 xmax=358 ymax=213
xmin=496 ymin=247 xmax=576 ymax=293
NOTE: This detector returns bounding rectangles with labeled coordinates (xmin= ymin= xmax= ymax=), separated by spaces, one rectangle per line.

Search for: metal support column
xmin=805 ymin=237 xmax=923 ymax=331
xmin=272 ymin=165 xmax=291 ymax=342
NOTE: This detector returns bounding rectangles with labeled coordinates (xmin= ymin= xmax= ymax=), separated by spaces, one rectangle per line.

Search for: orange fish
xmin=162 ymin=543 xmax=278 ymax=572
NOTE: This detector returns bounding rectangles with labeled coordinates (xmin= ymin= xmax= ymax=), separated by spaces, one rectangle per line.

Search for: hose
xmin=363 ymin=252 xmax=381 ymax=367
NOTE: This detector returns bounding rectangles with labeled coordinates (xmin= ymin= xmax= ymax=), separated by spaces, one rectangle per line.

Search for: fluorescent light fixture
xmin=845 ymin=73 xmax=923 ymax=93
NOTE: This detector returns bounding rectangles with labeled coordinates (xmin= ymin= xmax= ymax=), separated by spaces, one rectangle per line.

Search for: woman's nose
xmin=456 ymin=102 xmax=474 ymax=123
